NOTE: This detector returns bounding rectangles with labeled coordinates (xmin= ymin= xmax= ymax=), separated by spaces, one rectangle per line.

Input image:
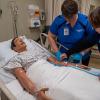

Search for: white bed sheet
xmin=27 ymin=59 xmax=100 ymax=100
xmin=0 ymin=60 xmax=100 ymax=100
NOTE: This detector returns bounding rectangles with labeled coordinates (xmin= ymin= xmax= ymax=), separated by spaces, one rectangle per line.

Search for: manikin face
xmin=13 ymin=37 xmax=26 ymax=52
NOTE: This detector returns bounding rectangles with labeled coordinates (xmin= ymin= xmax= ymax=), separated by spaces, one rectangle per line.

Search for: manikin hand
xmin=36 ymin=88 xmax=52 ymax=100
xmin=77 ymin=64 xmax=90 ymax=70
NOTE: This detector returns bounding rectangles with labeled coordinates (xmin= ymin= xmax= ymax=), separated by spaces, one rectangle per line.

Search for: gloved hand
xmin=55 ymin=50 xmax=62 ymax=61
xmin=69 ymin=53 xmax=82 ymax=63
xmin=61 ymin=53 xmax=68 ymax=61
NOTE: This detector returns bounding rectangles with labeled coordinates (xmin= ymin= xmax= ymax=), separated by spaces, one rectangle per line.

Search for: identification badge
xmin=64 ymin=28 xmax=69 ymax=35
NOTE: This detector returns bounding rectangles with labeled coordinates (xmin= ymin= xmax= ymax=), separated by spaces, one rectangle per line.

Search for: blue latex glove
xmin=69 ymin=53 xmax=82 ymax=63
xmin=55 ymin=50 xmax=62 ymax=61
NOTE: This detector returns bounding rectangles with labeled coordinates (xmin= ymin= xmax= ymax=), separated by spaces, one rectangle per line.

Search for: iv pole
xmin=8 ymin=0 xmax=19 ymax=37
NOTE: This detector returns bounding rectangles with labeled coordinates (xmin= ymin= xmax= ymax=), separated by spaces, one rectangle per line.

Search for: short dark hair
xmin=61 ymin=0 xmax=78 ymax=18
xmin=11 ymin=37 xmax=18 ymax=50
xmin=89 ymin=7 xmax=100 ymax=28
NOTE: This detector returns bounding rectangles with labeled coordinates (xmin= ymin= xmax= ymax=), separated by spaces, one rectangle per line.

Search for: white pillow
xmin=0 ymin=36 xmax=33 ymax=68
xmin=0 ymin=39 xmax=18 ymax=68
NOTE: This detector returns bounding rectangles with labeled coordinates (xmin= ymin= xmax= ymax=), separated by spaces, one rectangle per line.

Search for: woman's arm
xmin=48 ymin=31 xmax=59 ymax=52
xmin=48 ymin=32 xmax=67 ymax=61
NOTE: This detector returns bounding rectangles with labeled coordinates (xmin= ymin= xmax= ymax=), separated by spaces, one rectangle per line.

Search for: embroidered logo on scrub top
xmin=64 ymin=28 xmax=69 ymax=35
xmin=76 ymin=29 xmax=84 ymax=32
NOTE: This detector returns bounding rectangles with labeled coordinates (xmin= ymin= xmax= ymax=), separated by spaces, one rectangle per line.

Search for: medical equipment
xmin=8 ymin=0 xmax=19 ymax=37
xmin=0 ymin=37 xmax=100 ymax=100
xmin=40 ymin=10 xmax=45 ymax=21
xmin=28 ymin=4 xmax=41 ymax=28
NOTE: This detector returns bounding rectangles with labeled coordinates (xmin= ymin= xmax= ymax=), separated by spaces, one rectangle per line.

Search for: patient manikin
xmin=5 ymin=37 xmax=76 ymax=100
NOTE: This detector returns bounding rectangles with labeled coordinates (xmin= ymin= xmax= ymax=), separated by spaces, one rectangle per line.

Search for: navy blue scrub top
xmin=50 ymin=13 xmax=95 ymax=53
xmin=66 ymin=32 xmax=100 ymax=56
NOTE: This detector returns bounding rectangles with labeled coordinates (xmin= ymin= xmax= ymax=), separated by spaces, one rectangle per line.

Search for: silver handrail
xmin=40 ymin=33 xmax=69 ymax=51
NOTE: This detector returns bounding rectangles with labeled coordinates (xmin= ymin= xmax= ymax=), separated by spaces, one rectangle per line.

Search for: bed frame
xmin=0 ymin=80 xmax=16 ymax=100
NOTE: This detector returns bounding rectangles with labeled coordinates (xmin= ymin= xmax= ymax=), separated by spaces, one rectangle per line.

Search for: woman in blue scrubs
xmin=66 ymin=7 xmax=100 ymax=57
xmin=48 ymin=0 xmax=95 ymax=66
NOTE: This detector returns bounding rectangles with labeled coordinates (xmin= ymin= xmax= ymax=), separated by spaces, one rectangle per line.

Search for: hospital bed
xmin=0 ymin=36 xmax=100 ymax=100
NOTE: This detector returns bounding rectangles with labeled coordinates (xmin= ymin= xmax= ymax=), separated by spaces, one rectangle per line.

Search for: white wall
xmin=0 ymin=0 xmax=45 ymax=42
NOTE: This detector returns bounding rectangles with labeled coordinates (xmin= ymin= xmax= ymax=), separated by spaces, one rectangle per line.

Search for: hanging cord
xmin=0 ymin=0 xmax=2 ymax=16
xmin=8 ymin=0 xmax=19 ymax=37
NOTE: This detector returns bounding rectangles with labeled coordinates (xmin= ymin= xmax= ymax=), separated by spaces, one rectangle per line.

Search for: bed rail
xmin=40 ymin=33 xmax=69 ymax=51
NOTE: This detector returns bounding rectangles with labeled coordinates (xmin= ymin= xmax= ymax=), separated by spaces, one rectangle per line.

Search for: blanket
xmin=27 ymin=59 xmax=100 ymax=100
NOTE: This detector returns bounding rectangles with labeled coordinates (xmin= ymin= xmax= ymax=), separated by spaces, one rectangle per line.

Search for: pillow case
xmin=0 ymin=39 xmax=18 ymax=68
